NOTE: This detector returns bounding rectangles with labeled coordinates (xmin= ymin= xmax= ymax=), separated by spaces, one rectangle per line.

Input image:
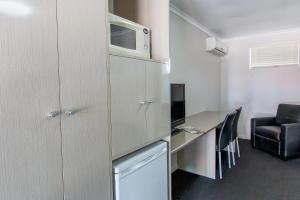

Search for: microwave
xmin=108 ymin=13 xmax=151 ymax=59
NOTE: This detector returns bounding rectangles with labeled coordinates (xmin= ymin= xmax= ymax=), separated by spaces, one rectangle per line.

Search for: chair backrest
xmin=217 ymin=111 xmax=237 ymax=152
xmin=232 ymin=107 xmax=242 ymax=140
xmin=276 ymin=104 xmax=300 ymax=125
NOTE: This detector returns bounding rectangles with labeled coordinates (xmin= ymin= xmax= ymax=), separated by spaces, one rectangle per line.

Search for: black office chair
xmin=230 ymin=107 xmax=242 ymax=166
xmin=216 ymin=111 xmax=237 ymax=179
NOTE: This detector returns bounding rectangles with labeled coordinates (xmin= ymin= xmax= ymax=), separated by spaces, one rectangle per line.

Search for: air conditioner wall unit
xmin=206 ymin=37 xmax=228 ymax=56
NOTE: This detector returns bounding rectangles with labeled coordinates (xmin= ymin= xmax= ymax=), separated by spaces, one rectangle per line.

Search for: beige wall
xmin=112 ymin=0 xmax=137 ymax=22
xmin=170 ymin=12 xmax=221 ymax=116
xmin=221 ymin=30 xmax=300 ymax=139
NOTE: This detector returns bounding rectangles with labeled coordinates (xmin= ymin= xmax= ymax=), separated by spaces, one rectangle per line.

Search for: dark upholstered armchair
xmin=251 ymin=104 xmax=300 ymax=160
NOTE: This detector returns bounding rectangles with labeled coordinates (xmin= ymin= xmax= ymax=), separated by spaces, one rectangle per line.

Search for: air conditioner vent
xmin=206 ymin=37 xmax=228 ymax=57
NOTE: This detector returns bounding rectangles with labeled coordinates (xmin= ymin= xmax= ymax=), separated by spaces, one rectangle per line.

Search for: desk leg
xmin=177 ymin=130 xmax=216 ymax=179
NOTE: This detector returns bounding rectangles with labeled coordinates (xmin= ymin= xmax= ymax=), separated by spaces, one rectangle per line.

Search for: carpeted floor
xmin=172 ymin=139 xmax=300 ymax=200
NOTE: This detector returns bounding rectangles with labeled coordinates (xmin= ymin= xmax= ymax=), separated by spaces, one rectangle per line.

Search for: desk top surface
xmin=171 ymin=111 xmax=227 ymax=154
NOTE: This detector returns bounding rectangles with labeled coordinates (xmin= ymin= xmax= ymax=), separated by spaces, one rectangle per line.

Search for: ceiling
xmin=171 ymin=0 xmax=300 ymax=39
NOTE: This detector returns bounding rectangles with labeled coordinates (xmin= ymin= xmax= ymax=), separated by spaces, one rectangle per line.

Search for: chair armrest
xmin=280 ymin=123 xmax=300 ymax=158
xmin=251 ymin=117 xmax=276 ymax=127
xmin=281 ymin=123 xmax=300 ymax=140
xmin=251 ymin=117 xmax=276 ymax=146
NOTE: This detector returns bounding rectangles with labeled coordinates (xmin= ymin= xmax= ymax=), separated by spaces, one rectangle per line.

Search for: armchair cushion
xmin=256 ymin=126 xmax=281 ymax=141
xmin=276 ymin=104 xmax=300 ymax=125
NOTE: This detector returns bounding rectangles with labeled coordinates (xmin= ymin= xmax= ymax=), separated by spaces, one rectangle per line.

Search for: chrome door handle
xmin=47 ymin=111 xmax=60 ymax=118
xmin=65 ymin=110 xmax=76 ymax=116
xmin=146 ymin=100 xmax=153 ymax=104
xmin=138 ymin=101 xmax=146 ymax=105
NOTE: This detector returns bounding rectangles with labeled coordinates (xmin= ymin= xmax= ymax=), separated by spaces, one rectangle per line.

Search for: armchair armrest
xmin=281 ymin=123 xmax=300 ymax=141
xmin=251 ymin=117 xmax=276 ymax=127
xmin=251 ymin=117 xmax=276 ymax=147
xmin=280 ymin=123 xmax=300 ymax=158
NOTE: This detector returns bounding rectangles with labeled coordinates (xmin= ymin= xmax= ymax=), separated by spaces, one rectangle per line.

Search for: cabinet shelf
xmin=109 ymin=52 xmax=168 ymax=64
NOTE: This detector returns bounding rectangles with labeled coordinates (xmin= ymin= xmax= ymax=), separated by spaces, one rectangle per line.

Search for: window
xmin=250 ymin=42 xmax=299 ymax=69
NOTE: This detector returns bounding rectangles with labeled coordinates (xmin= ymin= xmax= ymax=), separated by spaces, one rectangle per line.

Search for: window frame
xmin=249 ymin=42 xmax=300 ymax=69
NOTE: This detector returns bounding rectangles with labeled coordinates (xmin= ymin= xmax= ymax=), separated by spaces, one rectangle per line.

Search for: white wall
xmin=221 ymin=30 xmax=300 ymax=139
xmin=170 ymin=12 xmax=221 ymax=116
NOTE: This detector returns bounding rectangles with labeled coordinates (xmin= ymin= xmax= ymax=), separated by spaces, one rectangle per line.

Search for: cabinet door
xmin=0 ymin=0 xmax=63 ymax=199
xmin=57 ymin=0 xmax=111 ymax=200
xmin=146 ymin=61 xmax=171 ymax=139
xmin=110 ymin=55 xmax=147 ymax=158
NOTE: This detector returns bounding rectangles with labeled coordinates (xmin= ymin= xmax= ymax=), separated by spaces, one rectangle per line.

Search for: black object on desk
xmin=171 ymin=83 xmax=185 ymax=135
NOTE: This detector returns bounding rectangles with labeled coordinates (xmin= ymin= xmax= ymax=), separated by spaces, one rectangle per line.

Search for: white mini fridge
xmin=113 ymin=141 xmax=168 ymax=200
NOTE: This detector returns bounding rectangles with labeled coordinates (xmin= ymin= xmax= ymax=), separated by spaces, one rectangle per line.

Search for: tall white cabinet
xmin=57 ymin=0 xmax=111 ymax=199
xmin=0 ymin=0 xmax=170 ymax=199
xmin=0 ymin=0 xmax=63 ymax=199
xmin=0 ymin=0 xmax=110 ymax=199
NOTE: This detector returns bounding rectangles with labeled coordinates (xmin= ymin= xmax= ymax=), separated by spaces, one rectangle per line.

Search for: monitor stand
xmin=171 ymin=127 xmax=183 ymax=136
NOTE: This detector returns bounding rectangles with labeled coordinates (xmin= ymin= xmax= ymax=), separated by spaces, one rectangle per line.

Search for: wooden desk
xmin=171 ymin=111 xmax=227 ymax=179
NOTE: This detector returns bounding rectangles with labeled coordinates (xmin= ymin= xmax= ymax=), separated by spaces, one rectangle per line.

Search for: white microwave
xmin=108 ymin=13 xmax=151 ymax=59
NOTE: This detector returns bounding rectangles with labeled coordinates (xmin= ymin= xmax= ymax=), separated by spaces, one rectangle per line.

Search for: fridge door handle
xmin=118 ymin=147 xmax=167 ymax=178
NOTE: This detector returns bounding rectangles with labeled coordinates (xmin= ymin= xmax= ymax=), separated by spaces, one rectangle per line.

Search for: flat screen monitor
xmin=171 ymin=84 xmax=185 ymax=132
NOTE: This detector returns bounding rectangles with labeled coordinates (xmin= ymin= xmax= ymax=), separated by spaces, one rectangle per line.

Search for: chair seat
xmin=256 ymin=126 xmax=281 ymax=141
